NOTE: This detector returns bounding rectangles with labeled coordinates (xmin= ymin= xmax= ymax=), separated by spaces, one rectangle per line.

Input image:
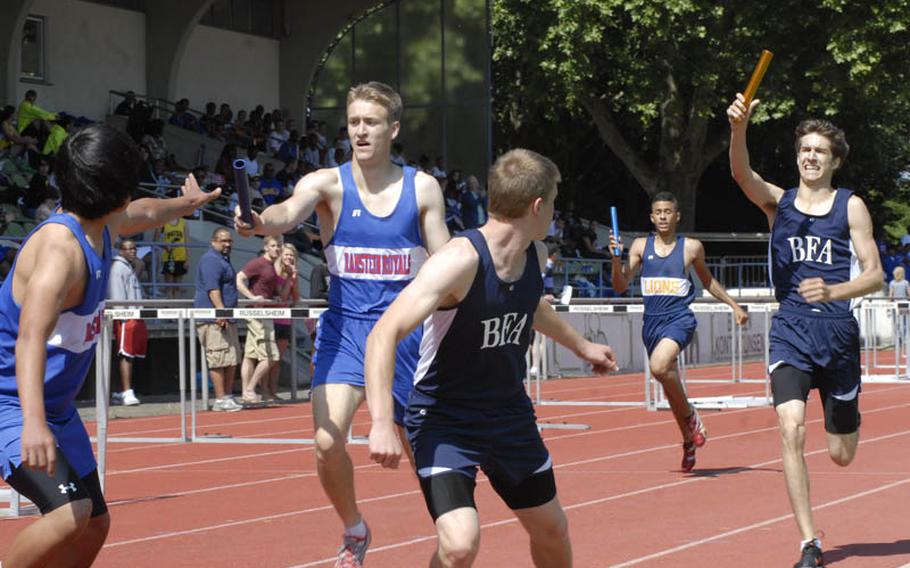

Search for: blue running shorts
xmin=642 ymin=309 xmax=697 ymax=356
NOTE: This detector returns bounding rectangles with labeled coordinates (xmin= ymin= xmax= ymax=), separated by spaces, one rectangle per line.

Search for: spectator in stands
xmin=460 ymin=174 xmax=487 ymax=229
xmin=142 ymin=158 xmax=172 ymax=196
xmin=430 ymin=155 xmax=446 ymax=179
xmin=244 ymin=145 xmax=261 ymax=178
xmin=214 ymin=143 xmax=238 ymax=183
xmin=276 ymin=158 xmax=299 ymax=192
xmin=154 ymin=215 xmax=189 ymax=299
xmin=141 ymin=119 xmax=169 ymax=163
xmin=114 ymin=91 xmax=137 ymax=116
xmin=325 ymin=147 xmax=346 ymax=168
xmin=17 ymin=89 xmax=57 ymax=139
xmin=0 ymin=242 xmax=18 ymax=280
xmin=200 ymin=101 xmax=220 ymax=138
xmin=168 ymin=98 xmax=200 ymax=132
xmin=900 ymin=226 xmax=910 ymax=247
xmin=579 ymin=219 xmax=610 ymax=259
xmin=195 ymin=227 xmax=243 ymax=412
xmin=0 ymin=105 xmax=39 ymax=158
xmin=258 ymin=163 xmax=285 ymax=206
xmin=418 ymin=154 xmax=431 ymax=173
xmin=108 ymin=240 xmax=146 ymax=407
xmin=34 ymin=189 xmax=58 ymax=223
xmin=236 ymin=236 xmax=282 ymax=404
xmin=265 ymin=242 xmax=300 ymax=403
xmin=42 ymin=114 xmax=73 ymax=156
xmin=125 ymin=99 xmax=153 ymax=143
xmin=443 ymin=177 xmax=464 ymax=234
xmin=301 ymin=133 xmax=321 ymax=168
xmin=23 ymin=155 xmax=52 ymax=218
xmin=277 ymin=129 xmax=300 ymax=163
xmin=267 ymin=119 xmax=290 ymax=156
xmin=890 ymin=266 xmax=909 ymax=299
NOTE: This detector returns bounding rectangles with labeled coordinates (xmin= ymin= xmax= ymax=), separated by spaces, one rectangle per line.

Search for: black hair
xmin=0 ymin=105 xmax=15 ymax=122
xmin=651 ymin=191 xmax=678 ymax=208
xmin=55 ymin=124 xmax=140 ymax=219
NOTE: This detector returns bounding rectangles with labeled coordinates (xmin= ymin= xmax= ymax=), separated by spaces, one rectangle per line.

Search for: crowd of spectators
xmin=0 ymin=90 xmax=90 ymax=244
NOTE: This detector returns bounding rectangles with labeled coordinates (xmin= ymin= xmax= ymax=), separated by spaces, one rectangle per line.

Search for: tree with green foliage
xmin=493 ymin=0 xmax=910 ymax=231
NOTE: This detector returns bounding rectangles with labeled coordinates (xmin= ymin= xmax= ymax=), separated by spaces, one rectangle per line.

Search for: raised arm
xmin=610 ymin=237 xmax=645 ymax=294
xmin=365 ymin=239 xmax=476 ymax=468
xmin=113 ymin=173 xmax=220 ymax=239
xmin=727 ymin=94 xmax=785 ymax=226
xmin=799 ymin=195 xmax=884 ymax=303
xmin=415 ymin=172 xmax=450 ymax=253
xmin=235 ymin=168 xmax=337 ymax=237
xmin=688 ymin=238 xmax=749 ymax=325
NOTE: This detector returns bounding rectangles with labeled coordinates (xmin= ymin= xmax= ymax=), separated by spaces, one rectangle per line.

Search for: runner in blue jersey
xmin=609 ymin=192 xmax=748 ymax=472
xmin=728 ymin=95 xmax=882 ymax=568
xmin=0 ymin=124 xmax=219 ymax=568
xmin=235 ymin=82 xmax=449 ymax=567
xmin=365 ymin=149 xmax=618 ymax=567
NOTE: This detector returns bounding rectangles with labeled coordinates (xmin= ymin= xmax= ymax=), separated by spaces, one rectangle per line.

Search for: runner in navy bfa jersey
xmin=235 ymin=82 xmax=449 ymax=567
xmin=0 ymin=124 xmax=218 ymax=568
xmin=728 ymin=95 xmax=882 ymax=568
xmin=366 ymin=149 xmax=618 ymax=567
xmin=610 ymin=192 xmax=748 ymax=472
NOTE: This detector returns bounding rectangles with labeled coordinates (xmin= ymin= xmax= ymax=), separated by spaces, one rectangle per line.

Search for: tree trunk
xmin=580 ymin=91 xmax=729 ymax=232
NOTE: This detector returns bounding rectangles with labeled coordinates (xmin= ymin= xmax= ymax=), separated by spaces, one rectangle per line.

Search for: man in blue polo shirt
xmin=194 ymin=227 xmax=243 ymax=412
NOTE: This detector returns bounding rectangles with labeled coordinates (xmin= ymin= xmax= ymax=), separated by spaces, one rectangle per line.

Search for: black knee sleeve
xmin=489 ymin=468 xmax=557 ymax=511
xmin=419 ymin=472 xmax=476 ymax=521
xmin=823 ymin=393 xmax=860 ymax=434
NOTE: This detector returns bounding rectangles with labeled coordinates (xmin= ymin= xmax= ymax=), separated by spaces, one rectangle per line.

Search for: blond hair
xmin=347 ymin=82 xmax=402 ymax=123
xmin=487 ymin=149 xmax=560 ymax=219
xmin=281 ymin=242 xmax=299 ymax=263
xmin=894 ymin=265 xmax=905 ymax=280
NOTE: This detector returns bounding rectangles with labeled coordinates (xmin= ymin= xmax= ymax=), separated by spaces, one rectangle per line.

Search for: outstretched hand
xmin=181 ymin=173 xmax=222 ymax=209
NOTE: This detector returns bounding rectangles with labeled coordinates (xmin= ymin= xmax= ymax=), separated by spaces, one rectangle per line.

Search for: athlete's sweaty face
xmin=346 ymin=99 xmax=399 ymax=166
xmin=797 ymin=133 xmax=839 ymax=185
xmin=649 ymin=201 xmax=679 ymax=234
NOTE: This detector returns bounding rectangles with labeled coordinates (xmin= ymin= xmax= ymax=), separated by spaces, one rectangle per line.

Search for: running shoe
xmin=794 ymin=539 xmax=823 ymax=567
xmin=336 ymin=520 xmax=371 ymax=568
xmin=685 ymin=408 xmax=707 ymax=447
xmin=681 ymin=441 xmax=697 ymax=472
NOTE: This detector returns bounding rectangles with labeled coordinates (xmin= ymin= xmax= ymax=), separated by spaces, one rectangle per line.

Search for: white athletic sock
xmin=800 ymin=537 xmax=821 ymax=551
xmin=344 ymin=518 xmax=367 ymax=538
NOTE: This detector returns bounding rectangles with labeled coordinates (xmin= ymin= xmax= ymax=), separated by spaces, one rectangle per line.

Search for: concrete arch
xmin=280 ymin=0 xmax=377 ymax=123
xmin=0 ymin=0 xmax=36 ymax=105
xmin=145 ymin=0 xmax=216 ymax=102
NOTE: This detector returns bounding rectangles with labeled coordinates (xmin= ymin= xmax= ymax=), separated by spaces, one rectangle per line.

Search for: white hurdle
xmin=858 ymin=299 xmax=910 ymax=383
xmin=532 ymin=302 xmax=775 ymax=412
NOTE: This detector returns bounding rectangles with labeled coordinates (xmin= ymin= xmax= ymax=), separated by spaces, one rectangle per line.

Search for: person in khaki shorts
xmin=236 ymin=235 xmax=282 ymax=403
xmin=194 ymin=227 xmax=242 ymax=412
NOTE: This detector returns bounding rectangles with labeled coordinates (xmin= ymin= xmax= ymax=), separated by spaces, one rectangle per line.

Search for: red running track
xmin=2 ymin=361 xmax=910 ymax=567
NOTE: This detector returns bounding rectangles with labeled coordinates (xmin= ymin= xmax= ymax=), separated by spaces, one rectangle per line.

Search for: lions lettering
xmin=480 ymin=312 xmax=528 ymax=349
